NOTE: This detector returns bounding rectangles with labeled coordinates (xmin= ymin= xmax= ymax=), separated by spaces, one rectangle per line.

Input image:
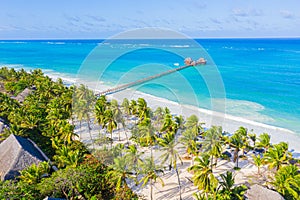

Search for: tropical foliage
xmin=271 ymin=164 xmax=300 ymax=200
xmin=1 ymin=67 xmax=299 ymax=200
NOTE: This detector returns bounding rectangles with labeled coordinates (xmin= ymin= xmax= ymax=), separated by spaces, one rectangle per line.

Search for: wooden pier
xmin=96 ymin=58 xmax=206 ymax=96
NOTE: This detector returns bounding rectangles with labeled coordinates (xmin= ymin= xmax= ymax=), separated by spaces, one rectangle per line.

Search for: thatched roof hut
xmin=13 ymin=87 xmax=34 ymax=103
xmin=0 ymin=134 xmax=47 ymax=180
xmin=245 ymin=184 xmax=284 ymax=200
xmin=0 ymin=120 xmax=4 ymax=134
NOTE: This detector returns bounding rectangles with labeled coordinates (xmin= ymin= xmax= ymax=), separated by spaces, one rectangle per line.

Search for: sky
xmin=0 ymin=0 xmax=299 ymax=39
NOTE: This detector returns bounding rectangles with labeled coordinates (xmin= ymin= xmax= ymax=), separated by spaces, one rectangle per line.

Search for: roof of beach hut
xmin=13 ymin=87 xmax=34 ymax=103
xmin=0 ymin=134 xmax=47 ymax=180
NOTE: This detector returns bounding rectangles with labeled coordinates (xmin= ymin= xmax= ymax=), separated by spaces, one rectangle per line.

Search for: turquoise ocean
xmin=0 ymin=38 xmax=299 ymax=134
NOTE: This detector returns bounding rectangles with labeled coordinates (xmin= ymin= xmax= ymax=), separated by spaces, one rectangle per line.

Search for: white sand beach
xmin=46 ymin=71 xmax=300 ymax=152
xmin=54 ymin=73 xmax=300 ymax=199
xmin=6 ymin=62 xmax=300 ymax=152
xmin=74 ymin=114 xmax=275 ymax=200
xmin=108 ymin=87 xmax=300 ymax=153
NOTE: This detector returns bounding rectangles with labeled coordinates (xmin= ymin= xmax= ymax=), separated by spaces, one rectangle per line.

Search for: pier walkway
xmin=96 ymin=58 xmax=206 ymax=96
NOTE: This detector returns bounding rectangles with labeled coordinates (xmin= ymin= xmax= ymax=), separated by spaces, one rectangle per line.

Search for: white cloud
xmin=210 ymin=18 xmax=222 ymax=24
xmin=85 ymin=15 xmax=106 ymax=22
xmin=232 ymin=8 xmax=263 ymax=17
xmin=280 ymin=10 xmax=295 ymax=19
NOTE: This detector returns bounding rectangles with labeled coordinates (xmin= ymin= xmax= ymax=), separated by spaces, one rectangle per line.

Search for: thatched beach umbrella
xmin=196 ymin=57 xmax=206 ymax=65
xmin=245 ymin=184 xmax=284 ymax=200
xmin=184 ymin=57 xmax=192 ymax=65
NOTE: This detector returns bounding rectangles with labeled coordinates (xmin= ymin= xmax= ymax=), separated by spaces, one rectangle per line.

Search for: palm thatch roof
xmin=13 ymin=87 xmax=33 ymax=103
xmin=0 ymin=120 xmax=4 ymax=133
xmin=0 ymin=134 xmax=47 ymax=180
xmin=245 ymin=184 xmax=284 ymax=200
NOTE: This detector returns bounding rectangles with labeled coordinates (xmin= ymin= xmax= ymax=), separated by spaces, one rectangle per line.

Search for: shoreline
xmin=3 ymin=66 xmax=300 ymax=152
xmin=54 ymin=71 xmax=300 ymax=152
xmin=109 ymin=88 xmax=300 ymax=152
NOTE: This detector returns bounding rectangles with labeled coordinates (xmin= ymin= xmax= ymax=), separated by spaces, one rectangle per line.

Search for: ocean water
xmin=0 ymin=38 xmax=300 ymax=134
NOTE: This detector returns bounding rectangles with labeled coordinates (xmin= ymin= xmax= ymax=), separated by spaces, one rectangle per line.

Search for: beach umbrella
xmin=245 ymin=184 xmax=284 ymax=200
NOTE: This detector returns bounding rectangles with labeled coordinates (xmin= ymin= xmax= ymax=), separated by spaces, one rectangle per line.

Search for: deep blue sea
xmin=0 ymin=38 xmax=300 ymax=134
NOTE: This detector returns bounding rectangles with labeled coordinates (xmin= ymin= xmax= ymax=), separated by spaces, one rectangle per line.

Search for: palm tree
xmin=193 ymin=192 xmax=214 ymax=200
xmin=129 ymin=99 xmax=138 ymax=118
xmin=164 ymin=107 xmax=170 ymax=115
xmin=139 ymin=156 xmax=164 ymax=200
xmin=153 ymin=106 xmax=165 ymax=131
xmin=235 ymin=126 xmax=249 ymax=155
xmin=103 ymin=109 xmax=117 ymax=146
xmin=108 ymin=156 xmax=134 ymax=191
xmin=137 ymin=98 xmax=149 ymax=120
xmin=188 ymin=154 xmax=218 ymax=198
xmin=53 ymin=145 xmax=84 ymax=168
xmin=175 ymin=115 xmax=185 ymax=130
xmin=36 ymin=76 xmax=55 ymax=99
xmin=0 ymin=92 xmax=19 ymax=121
xmin=137 ymin=118 xmax=156 ymax=148
xmin=264 ymin=142 xmax=292 ymax=171
xmin=46 ymin=97 xmax=71 ymax=121
xmin=110 ymin=99 xmax=120 ymax=116
xmin=121 ymin=98 xmax=131 ymax=116
xmin=73 ymin=84 xmax=96 ymax=148
xmin=202 ymin=126 xmax=223 ymax=170
xmin=19 ymin=161 xmax=51 ymax=184
xmin=271 ymin=164 xmax=300 ymax=199
xmin=154 ymin=106 xmax=165 ymax=120
xmin=125 ymin=144 xmax=143 ymax=176
xmin=180 ymin=128 xmax=198 ymax=164
xmin=218 ymin=171 xmax=247 ymax=200
xmin=230 ymin=132 xmax=244 ymax=169
xmin=109 ymin=99 xmax=124 ymax=141
xmin=248 ymin=132 xmax=257 ymax=149
xmin=119 ymin=115 xmax=129 ymax=143
xmin=54 ymin=119 xmax=77 ymax=145
xmin=160 ymin=114 xmax=178 ymax=134
xmin=94 ymin=96 xmax=107 ymax=130
xmin=157 ymin=132 xmax=183 ymax=200
xmin=256 ymin=133 xmax=271 ymax=152
xmin=252 ymin=154 xmax=264 ymax=174
xmin=185 ymin=114 xmax=199 ymax=130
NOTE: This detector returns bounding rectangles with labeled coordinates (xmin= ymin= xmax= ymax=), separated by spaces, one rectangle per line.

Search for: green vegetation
xmin=1 ymin=67 xmax=300 ymax=200
xmin=0 ymin=67 xmax=136 ymax=199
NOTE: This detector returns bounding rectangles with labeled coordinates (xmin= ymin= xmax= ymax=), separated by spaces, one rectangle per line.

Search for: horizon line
xmin=0 ymin=36 xmax=300 ymax=40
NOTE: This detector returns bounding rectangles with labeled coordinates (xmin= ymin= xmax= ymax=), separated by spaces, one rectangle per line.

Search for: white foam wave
xmin=139 ymin=43 xmax=150 ymax=46
xmin=1 ymin=64 xmax=299 ymax=151
xmin=1 ymin=64 xmax=35 ymax=71
xmin=223 ymin=99 xmax=275 ymax=123
xmin=113 ymin=88 xmax=294 ymax=134
xmin=44 ymin=42 xmax=66 ymax=45
xmin=0 ymin=41 xmax=27 ymax=44
xmin=169 ymin=45 xmax=190 ymax=48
